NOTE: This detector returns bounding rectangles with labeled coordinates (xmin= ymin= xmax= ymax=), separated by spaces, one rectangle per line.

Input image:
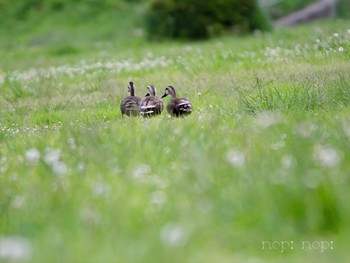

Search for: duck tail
xmin=177 ymin=102 xmax=193 ymax=112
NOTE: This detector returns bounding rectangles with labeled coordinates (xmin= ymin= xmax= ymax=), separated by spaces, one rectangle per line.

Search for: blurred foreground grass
xmin=1 ymin=11 xmax=350 ymax=263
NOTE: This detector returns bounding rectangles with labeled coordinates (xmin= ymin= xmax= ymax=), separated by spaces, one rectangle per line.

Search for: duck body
xmin=140 ymin=85 xmax=164 ymax=117
xmin=166 ymin=98 xmax=193 ymax=117
xmin=120 ymin=81 xmax=141 ymax=116
xmin=161 ymin=86 xmax=192 ymax=117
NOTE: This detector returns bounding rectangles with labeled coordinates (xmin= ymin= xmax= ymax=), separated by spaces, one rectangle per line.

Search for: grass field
xmin=1 ymin=16 xmax=350 ymax=262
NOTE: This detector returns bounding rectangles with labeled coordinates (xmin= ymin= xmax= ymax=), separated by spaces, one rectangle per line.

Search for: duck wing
xmin=121 ymin=96 xmax=141 ymax=116
xmin=175 ymin=98 xmax=192 ymax=114
xmin=140 ymin=96 xmax=164 ymax=117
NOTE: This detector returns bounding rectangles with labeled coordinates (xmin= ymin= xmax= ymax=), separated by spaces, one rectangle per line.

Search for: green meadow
xmin=1 ymin=8 xmax=350 ymax=262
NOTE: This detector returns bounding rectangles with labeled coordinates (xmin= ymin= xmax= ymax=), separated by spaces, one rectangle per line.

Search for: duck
xmin=161 ymin=85 xmax=193 ymax=117
xmin=120 ymin=81 xmax=141 ymax=116
xmin=140 ymin=85 xmax=164 ymax=117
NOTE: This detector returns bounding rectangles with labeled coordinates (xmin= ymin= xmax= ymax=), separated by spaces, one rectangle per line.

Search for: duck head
xmin=145 ymin=85 xmax=156 ymax=97
xmin=161 ymin=85 xmax=176 ymax=98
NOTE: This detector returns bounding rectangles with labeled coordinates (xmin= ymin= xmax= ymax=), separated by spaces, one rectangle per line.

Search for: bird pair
xmin=120 ymin=82 xmax=193 ymax=118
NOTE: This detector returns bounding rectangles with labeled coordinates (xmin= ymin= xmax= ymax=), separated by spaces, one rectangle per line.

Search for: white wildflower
xmin=338 ymin=47 xmax=344 ymax=53
xmin=132 ymin=164 xmax=150 ymax=181
xmin=303 ymin=170 xmax=322 ymax=189
xmin=255 ymin=111 xmax=282 ymax=129
xmin=44 ymin=148 xmax=67 ymax=176
xmin=52 ymin=161 xmax=67 ymax=176
xmin=295 ymin=122 xmax=318 ymax=138
xmin=93 ymin=182 xmax=111 ymax=197
xmin=184 ymin=46 xmax=193 ymax=52
xmin=163 ymin=147 xmax=171 ymax=154
xmin=270 ymin=140 xmax=285 ymax=151
xmin=80 ymin=207 xmax=100 ymax=226
xmin=44 ymin=148 xmax=61 ymax=165
xmin=77 ymin=162 xmax=85 ymax=172
xmin=12 ymin=196 xmax=26 ymax=209
xmin=0 ymin=165 xmax=7 ymax=174
xmin=25 ymin=148 xmax=40 ymax=164
xmin=226 ymin=150 xmax=245 ymax=167
xmin=67 ymin=138 xmax=76 ymax=150
xmin=104 ymin=62 xmax=112 ymax=69
xmin=0 ymin=157 xmax=8 ymax=173
xmin=313 ymin=145 xmax=341 ymax=168
xmin=150 ymin=191 xmax=167 ymax=206
xmin=160 ymin=223 xmax=187 ymax=247
xmin=149 ymin=175 xmax=169 ymax=189
xmin=0 ymin=236 xmax=32 ymax=262
xmin=281 ymin=155 xmax=296 ymax=169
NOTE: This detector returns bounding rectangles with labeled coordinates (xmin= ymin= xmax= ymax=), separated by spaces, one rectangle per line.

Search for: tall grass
xmin=239 ymin=73 xmax=350 ymax=113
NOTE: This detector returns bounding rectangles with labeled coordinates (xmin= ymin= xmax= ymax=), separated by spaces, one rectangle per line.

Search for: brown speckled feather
xmin=120 ymin=82 xmax=141 ymax=116
xmin=140 ymin=85 xmax=164 ymax=117
xmin=161 ymin=86 xmax=192 ymax=117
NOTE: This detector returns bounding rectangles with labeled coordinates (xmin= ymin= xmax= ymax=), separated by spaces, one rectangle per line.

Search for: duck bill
xmin=145 ymin=93 xmax=150 ymax=97
xmin=161 ymin=93 xmax=167 ymax=98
